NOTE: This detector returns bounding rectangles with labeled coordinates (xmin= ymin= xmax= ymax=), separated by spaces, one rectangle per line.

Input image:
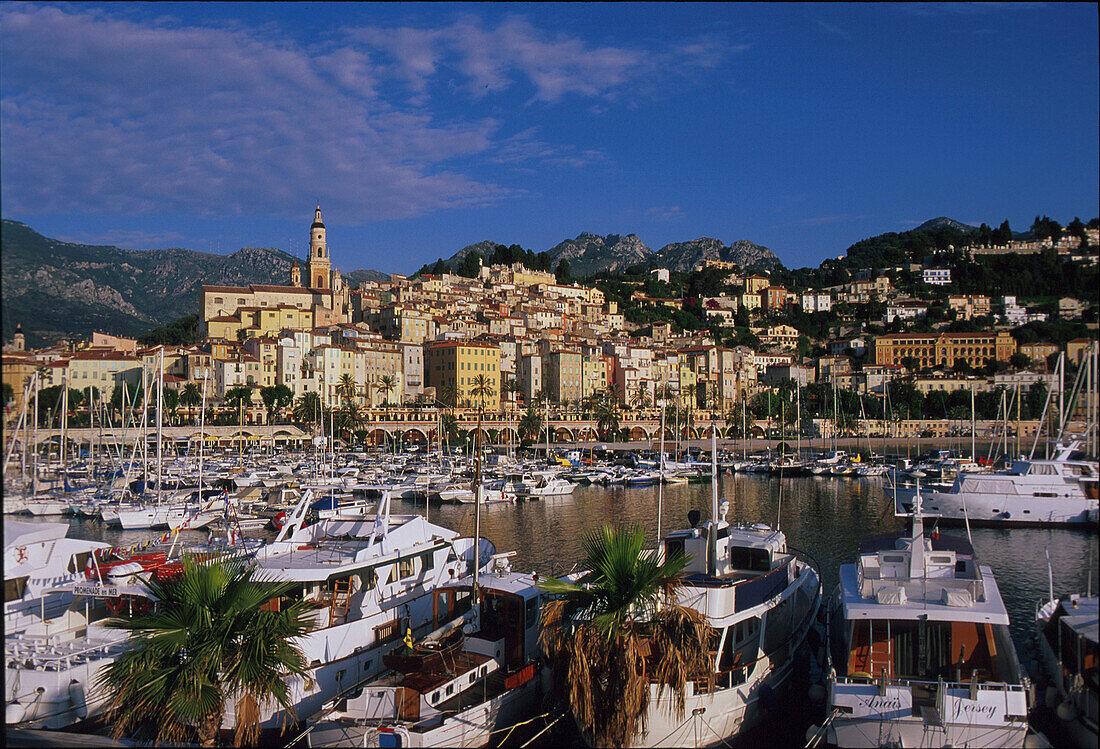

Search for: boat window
xmin=420 ymin=550 xmax=435 ymax=571
xmin=762 ymin=598 xmax=794 ymax=655
xmin=525 ymin=596 xmax=540 ymax=628
xmin=361 ymin=568 xmax=379 ymax=590
xmin=1031 ymin=464 xmax=1056 ymax=475
xmin=665 ymin=538 xmax=685 ymax=562
xmin=398 ymin=558 xmax=416 ymax=579
xmin=68 ymin=551 xmax=92 ymax=575
xmin=729 ymin=546 xmax=771 ymax=572
xmin=5 ymin=576 xmax=28 ymax=603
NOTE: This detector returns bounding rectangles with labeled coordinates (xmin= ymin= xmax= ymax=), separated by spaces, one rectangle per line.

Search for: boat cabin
xmin=833 ymin=533 xmax=1022 ymax=687
xmin=339 ymin=567 xmax=543 ymax=729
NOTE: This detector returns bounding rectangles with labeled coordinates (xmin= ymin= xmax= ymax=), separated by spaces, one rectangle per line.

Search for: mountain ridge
xmin=436 ymin=232 xmax=783 ymax=276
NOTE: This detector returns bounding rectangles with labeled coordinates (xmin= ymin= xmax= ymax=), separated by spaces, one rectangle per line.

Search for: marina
xmin=5 ymin=442 xmax=1096 ymax=747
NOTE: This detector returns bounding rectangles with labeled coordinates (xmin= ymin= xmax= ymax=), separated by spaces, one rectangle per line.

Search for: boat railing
xmin=857 ymin=567 xmax=984 ymax=603
xmin=834 ymin=674 xmax=1026 ymax=694
xmin=6 ymin=634 xmax=129 ymax=671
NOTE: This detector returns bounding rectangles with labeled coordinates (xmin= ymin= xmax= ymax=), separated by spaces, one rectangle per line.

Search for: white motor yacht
xmin=824 ymin=477 xmax=1030 ymax=747
xmin=216 ymin=491 xmax=497 ymax=733
xmin=617 ymin=436 xmax=822 ymax=748
xmin=891 ymin=441 xmax=1099 ymax=526
xmin=302 ymin=554 xmax=547 ymax=748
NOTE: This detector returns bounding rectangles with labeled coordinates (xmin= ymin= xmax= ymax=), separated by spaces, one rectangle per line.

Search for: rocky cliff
xmin=546 ymin=232 xmax=655 ymax=276
xmin=656 ymin=237 xmax=781 ymax=273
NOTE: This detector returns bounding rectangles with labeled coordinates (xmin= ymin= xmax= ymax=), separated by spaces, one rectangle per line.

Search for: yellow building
xmin=742 ymin=274 xmax=771 ymax=294
xmin=425 ymin=340 xmax=501 ymax=411
xmin=581 ymin=355 xmax=611 ymax=404
xmin=2 ymin=353 xmax=37 ymax=423
xmin=740 ymin=292 xmax=762 ymax=311
xmin=875 ymin=331 xmax=1016 ymax=369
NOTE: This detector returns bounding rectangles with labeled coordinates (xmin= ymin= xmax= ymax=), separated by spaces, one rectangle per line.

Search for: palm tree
xmin=606 ymin=383 xmax=623 ymax=408
xmin=469 ymin=374 xmax=496 ymax=457
xmin=293 ymin=392 xmax=322 ymax=427
xmin=339 ymin=402 xmax=366 ymax=444
xmin=518 ymin=406 xmax=543 ymax=442
xmin=162 ymin=386 xmax=180 ymax=426
xmin=593 ymin=394 xmax=620 ymax=442
xmin=538 ymin=525 xmax=710 ymax=748
xmin=97 ymin=557 xmax=314 ymax=747
xmin=440 ymin=413 xmax=460 ymax=445
xmin=439 ymin=382 xmax=459 ymax=411
xmin=629 ymin=384 xmax=651 ymax=412
xmin=377 ymin=374 xmax=396 ymax=407
xmin=337 ymin=373 xmax=357 ymax=407
xmin=181 ymin=382 xmax=202 ymax=425
xmin=680 ymin=383 xmax=697 ymax=439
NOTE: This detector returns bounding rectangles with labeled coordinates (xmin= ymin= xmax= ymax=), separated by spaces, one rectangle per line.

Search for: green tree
xmin=337 ymin=374 xmax=357 ymax=407
xmin=1009 ymin=352 xmax=1030 ymax=370
xmin=518 ymin=406 xmax=544 ymax=441
xmin=377 ymin=374 xmax=396 ymax=407
xmin=538 ymin=525 xmax=710 ymax=749
xmin=1 ymin=382 xmax=13 ymax=407
xmin=97 ymin=557 xmax=314 ymax=747
xmin=593 ymin=394 xmax=620 ymax=441
xmin=223 ymin=386 xmax=254 ymax=421
xmin=162 ymin=386 xmax=180 ymax=425
xmin=338 ymin=402 xmax=366 ymax=443
xmin=180 ymin=382 xmax=202 ymax=425
xmin=555 ymin=258 xmax=571 ymax=283
xmin=629 ymin=383 xmax=651 ymax=412
xmin=293 ymin=391 xmax=322 ymax=427
xmin=260 ymin=384 xmax=294 ymax=425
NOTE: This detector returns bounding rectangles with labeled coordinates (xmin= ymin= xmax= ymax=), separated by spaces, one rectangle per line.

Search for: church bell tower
xmin=307 ymin=205 xmax=331 ymax=290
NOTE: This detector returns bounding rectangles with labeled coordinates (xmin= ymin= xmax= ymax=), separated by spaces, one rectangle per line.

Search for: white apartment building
xmin=800 ymin=293 xmax=833 ymax=313
xmin=922 ymin=268 xmax=952 ymax=285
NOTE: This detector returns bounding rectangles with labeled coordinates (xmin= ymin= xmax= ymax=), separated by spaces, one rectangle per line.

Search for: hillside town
xmin=4 ymin=207 xmax=1098 ymax=447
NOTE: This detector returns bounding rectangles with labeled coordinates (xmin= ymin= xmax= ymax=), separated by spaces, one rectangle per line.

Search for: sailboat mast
xmin=707 ymin=426 xmax=718 ymax=576
xmin=657 ymin=379 xmax=666 ymax=545
xmin=473 ymin=404 xmax=482 ymax=600
xmin=32 ymin=372 xmax=39 ymax=489
xmin=156 ymin=349 xmax=164 ymax=503
xmin=198 ymin=369 xmax=207 ymax=499
xmin=970 ymin=383 xmax=976 ymax=462
xmin=60 ymin=368 xmax=69 ymax=470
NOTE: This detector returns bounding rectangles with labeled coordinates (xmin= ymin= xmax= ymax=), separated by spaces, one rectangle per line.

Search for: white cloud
xmin=0 ymin=5 xmax=742 ymax=222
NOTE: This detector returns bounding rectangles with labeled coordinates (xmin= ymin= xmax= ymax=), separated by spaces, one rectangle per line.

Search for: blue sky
xmin=2 ymin=2 xmax=1097 ymax=272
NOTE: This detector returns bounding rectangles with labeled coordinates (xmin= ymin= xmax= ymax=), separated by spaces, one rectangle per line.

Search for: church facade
xmin=200 ymin=207 xmax=351 ymax=339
